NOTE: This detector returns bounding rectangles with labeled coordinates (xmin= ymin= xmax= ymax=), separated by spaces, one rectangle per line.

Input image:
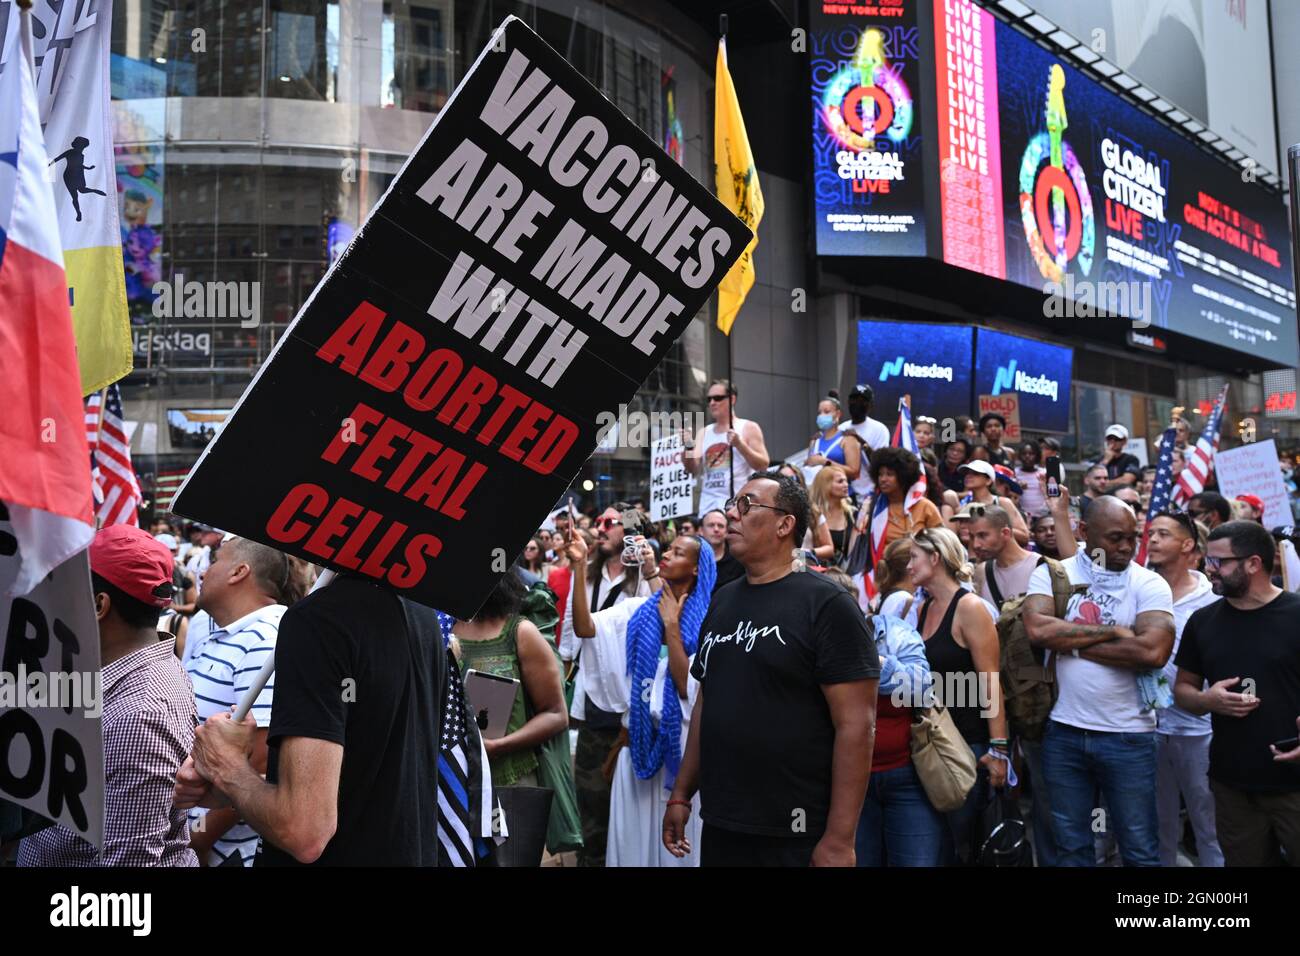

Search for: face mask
xmin=816 ymin=413 xmax=835 ymax=430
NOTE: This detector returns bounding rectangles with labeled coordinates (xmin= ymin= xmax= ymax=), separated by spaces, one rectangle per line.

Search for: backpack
xmin=984 ymin=556 xmax=1086 ymax=742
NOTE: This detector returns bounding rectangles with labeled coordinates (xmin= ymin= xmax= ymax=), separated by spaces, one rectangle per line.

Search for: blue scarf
xmin=625 ymin=539 xmax=716 ymax=786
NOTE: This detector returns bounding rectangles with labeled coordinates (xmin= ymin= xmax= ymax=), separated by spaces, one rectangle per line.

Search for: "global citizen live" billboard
xmin=814 ymin=0 xmax=1297 ymax=368
xmin=811 ymin=0 xmax=927 ymax=256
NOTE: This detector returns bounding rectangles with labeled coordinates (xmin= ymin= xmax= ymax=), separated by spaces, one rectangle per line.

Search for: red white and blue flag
xmin=85 ymin=384 xmax=142 ymax=528
xmin=0 ymin=7 xmax=95 ymax=596
xmin=1137 ymin=423 xmax=1180 ymax=566
xmin=1175 ymin=385 xmax=1229 ymax=506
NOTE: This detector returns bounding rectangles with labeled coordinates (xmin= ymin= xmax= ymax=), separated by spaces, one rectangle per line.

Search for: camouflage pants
xmin=574 ymin=723 xmax=620 ymax=867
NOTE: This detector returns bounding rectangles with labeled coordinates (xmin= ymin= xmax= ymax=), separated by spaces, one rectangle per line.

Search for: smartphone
xmin=1273 ymin=737 xmax=1300 ymax=753
xmin=1046 ymin=456 xmax=1062 ymax=498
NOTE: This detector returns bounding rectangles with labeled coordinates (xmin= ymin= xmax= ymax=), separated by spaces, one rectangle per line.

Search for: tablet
xmin=463 ymin=669 xmax=521 ymax=740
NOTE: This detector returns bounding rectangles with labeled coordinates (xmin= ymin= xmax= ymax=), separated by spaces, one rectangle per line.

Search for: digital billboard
xmin=930 ymin=0 xmax=1297 ymax=366
xmin=974 ymin=329 xmax=1073 ymax=433
xmin=811 ymin=0 xmax=926 ymax=256
xmin=857 ymin=320 xmax=973 ymax=420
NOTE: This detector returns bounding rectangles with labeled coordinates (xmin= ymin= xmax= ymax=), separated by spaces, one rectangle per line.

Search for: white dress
xmin=606 ymin=656 xmax=702 ymax=867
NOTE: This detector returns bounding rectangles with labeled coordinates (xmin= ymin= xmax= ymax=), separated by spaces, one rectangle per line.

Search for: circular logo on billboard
xmin=1018 ymin=65 xmax=1094 ymax=282
xmin=821 ymin=28 xmax=912 ymax=151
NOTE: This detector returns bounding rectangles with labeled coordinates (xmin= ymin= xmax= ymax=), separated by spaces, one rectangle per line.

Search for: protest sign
xmin=1213 ymin=439 xmax=1292 ymax=528
xmin=979 ymin=393 xmax=1021 ymax=443
xmin=0 ymin=549 xmax=104 ymax=848
xmin=172 ymin=17 xmax=749 ymax=617
xmin=649 ymin=433 xmax=693 ymax=522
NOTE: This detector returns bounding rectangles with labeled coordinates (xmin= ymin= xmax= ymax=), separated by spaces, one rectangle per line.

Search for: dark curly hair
xmin=869 ymin=445 xmax=921 ymax=491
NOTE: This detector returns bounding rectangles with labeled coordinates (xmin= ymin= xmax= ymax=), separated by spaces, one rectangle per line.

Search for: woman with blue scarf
xmin=572 ymin=532 xmax=716 ymax=866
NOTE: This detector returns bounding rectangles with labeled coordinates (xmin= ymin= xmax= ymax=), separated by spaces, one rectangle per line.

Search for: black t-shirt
xmin=257 ymin=576 xmax=442 ymax=865
xmin=690 ymin=571 xmax=880 ymax=837
xmin=984 ymin=445 xmax=1013 ymax=468
xmin=1096 ymin=452 xmax=1142 ymax=483
xmin=1175 ymin=590 xmax=1300 ymax=793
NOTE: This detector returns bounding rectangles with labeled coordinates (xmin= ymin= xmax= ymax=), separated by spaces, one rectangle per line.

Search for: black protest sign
xmin=173 ymin=17 xmax=750 ymax=617
xmin=0 ymin=551 xmax=104 ymax=847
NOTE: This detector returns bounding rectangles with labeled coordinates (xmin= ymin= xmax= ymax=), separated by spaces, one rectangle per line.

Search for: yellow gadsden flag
xmin=714 ymin=38 xmax=763 ymax=336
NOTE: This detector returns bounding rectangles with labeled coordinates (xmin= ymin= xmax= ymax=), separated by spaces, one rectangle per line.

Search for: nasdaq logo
xmin=879 ymin=356 xmax=905 ymax=381
xmin=879 ymin=356 xmax=954 ymax=383
xmin=992 ymin=360 xmax=1059 ymax=402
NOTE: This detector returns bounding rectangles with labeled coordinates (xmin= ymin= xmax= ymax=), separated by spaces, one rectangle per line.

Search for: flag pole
xmin=719 ymin=12 xmax=736 ymax=501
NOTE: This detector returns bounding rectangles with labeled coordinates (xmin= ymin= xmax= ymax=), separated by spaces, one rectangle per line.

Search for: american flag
xmin=84 ymin=384 xmax=141 ymax=528
xmin=1137 ymin=424 xmax=1179 ymax=565
xmin=1175 ymin=384 xmax=1229 ymax=506
xmin=434 ymin=610 xmax=497 ymax=867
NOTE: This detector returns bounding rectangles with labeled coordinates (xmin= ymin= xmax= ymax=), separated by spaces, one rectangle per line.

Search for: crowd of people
xmin=4 ymin=377 xmax=1299 ymax=869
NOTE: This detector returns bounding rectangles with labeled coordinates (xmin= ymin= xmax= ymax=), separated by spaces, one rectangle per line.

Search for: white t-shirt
xmin=561 ymin=565 xmax=650 ymax=720
xmin=1026 ymin=553 xmax=1174 ymax=733
xmin=697 ymin=416 xmax=756 ymax=517
xmin=840 ymin=417 xmax=891 ymax=498
xmin=1157 ymin=571 xmax=1219 ymax=736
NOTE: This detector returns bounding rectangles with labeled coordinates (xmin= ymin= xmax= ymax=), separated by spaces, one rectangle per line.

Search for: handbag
xmin=491 ymin=786 xmax=554 ymax=867
xmin=909 ymin=705 xmax=978 ymax=813
xmin=977 ymin=788 xmax=1033 ymax=867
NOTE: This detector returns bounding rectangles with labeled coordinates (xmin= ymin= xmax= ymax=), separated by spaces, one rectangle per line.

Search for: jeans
xmin=855 ymin=761 xmax=946 ymax=867
xmin=943 ymin=743 xmax=991 ymax=866
xmin=1156 ymin=733 xmax=1223 ymax=867
xmin=1019 ymin=738 xmax=1058 ymax=867
xmin=1040 ymin=720 xmax=1160 ymax=867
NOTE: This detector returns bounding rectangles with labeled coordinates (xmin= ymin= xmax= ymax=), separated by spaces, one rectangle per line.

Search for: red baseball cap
xmin=89 ymin=524 xmax=175 ymax=608
xmin=1236 ymin=494 xmax=1265 ymax=513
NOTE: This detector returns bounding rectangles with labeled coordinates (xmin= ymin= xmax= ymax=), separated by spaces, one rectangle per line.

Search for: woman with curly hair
xmin=860 ymin=446 xmax=944 ymax=551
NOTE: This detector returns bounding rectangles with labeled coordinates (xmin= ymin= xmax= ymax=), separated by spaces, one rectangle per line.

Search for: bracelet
xmin=666 ymin=799 xmax=692 ymax=810
xmin=644 ymin=571 xmax=660 ymax=580
xmin=988 ymin=738 xmax=1009 ymax=747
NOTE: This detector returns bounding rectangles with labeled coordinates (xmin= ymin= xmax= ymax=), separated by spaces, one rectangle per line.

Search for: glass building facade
xmin=112 ymin=0 xmax=716 ymax=516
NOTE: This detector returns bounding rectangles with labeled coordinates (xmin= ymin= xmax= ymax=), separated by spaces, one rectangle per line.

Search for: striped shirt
xmin=185 ymin=603 xmax=285 ymax=866
xmin=19 ymin=640 xmax=199 ymax=867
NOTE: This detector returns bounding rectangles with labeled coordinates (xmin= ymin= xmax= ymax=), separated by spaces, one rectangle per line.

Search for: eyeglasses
xmin=725 ymin=494 xmax=792 ymax=518
xmin=1204 ymin=554 xmax=1248 ymax=571
xmin=706 ymin=394 xmax=728 ymax=403
xmin=595 ymin=516 xmax=623 ymax=531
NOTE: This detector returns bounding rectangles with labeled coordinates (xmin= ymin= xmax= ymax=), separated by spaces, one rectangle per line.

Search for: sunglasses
xmin=706 ymin=394 xmax=728 ymax=403
xmin=1204 ymin=554 xmax=1248 ymax=571
xmin=595 ymin=516 xmax=624 ymax=531
xmin=725 ymin=494 xmax=792 ymax=518
xmin=1153 ymin=509 xmax=1197 ymax=538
